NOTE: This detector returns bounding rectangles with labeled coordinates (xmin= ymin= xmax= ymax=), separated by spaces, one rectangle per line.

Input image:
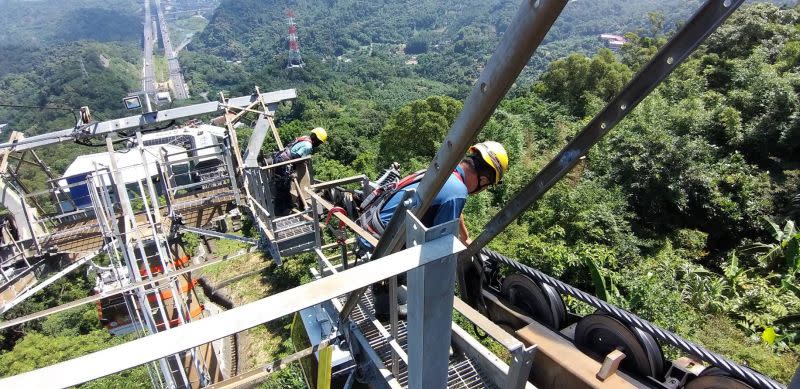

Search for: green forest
xmin=0 ymin=0 xmax=799 ymax=387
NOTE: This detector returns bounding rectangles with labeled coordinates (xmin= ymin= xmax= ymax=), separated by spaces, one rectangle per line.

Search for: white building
xmin=599 ymin=33 xmax=627 ymax=52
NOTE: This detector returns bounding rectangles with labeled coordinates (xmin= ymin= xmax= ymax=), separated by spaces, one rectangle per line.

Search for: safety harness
xmin=273 ymin=135 xmax=312 ymax=163
xmin=357 ymin=169 xmax=465 ymax=240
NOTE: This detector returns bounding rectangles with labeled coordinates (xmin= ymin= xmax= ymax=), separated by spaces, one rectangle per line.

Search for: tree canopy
xmin=1 ymin=0 xmax=799 ymax=385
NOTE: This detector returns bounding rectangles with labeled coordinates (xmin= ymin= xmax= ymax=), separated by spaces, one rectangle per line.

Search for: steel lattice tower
xmin=286 ymin=10 xmax=305 ymax=69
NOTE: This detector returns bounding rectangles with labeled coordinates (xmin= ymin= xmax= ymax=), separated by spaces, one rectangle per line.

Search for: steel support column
xmin=104 ymin=136 xmax=186 ymax=388
xmin=338 ymin=0 xmax=568 ymax=324
xmin=405 ymin=211 xmax=460 ymax=389
xmin=243 ymin=114 xmax=271 ymax=168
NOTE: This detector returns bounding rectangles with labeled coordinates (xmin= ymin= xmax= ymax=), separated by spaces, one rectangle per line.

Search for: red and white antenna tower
xmin=286 ymin=9 xmax=305 ymax=69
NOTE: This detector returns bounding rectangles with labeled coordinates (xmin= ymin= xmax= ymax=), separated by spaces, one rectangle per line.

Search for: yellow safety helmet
xmin=469 ymin=141 xmax=509 ymax=184
xmin=311 ymin=127 xmax=328 ymax=143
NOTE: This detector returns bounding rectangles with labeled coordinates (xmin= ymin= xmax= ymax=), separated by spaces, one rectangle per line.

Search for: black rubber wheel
xmin=573 ymin=313 xmax=664 ymax=378
xmin=501 ymin=273 xmax=566 ymax=330
xmin=540 ymin=283 xmax=567 ymax=328
xmin=685 ymin=367 xmax=753 ymax=389
xmin=630 ymin=325 xmax=665 ymax=379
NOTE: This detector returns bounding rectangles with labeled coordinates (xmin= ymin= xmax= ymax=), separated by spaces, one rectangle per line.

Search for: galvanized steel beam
xmin=464 ymin=0 xmax=746 ymax=257
xmin=0 ymin=235 xmax=464 ymax=388
xmin=405 ymin=212 xmax=460 ymax=389
xmin=178 ymin=226 xmax=258 ymax=245
xmin=243 ymin=114 xmax=270 ymax=168
xmin=0 ymin=90 xmax=297 ymax=151
xmin=339 ymin=0 xmax=569 ymax=326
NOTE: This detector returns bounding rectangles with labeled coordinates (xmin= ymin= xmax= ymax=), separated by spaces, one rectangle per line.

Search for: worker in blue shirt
xmin=357 ymin=141 xmax=509 ymax=319
xmin=271 ymin=127 xmax=328 ymax=215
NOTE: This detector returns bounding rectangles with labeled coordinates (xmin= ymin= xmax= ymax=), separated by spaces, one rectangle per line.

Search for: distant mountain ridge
xmin=0 ymin=0 xmax=140 ymax=47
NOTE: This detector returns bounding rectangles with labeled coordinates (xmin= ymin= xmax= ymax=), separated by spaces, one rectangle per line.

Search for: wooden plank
xmin=309 ymin=175 xmax=367 ymax=191
xmin=292 ymin=177 xmax=308 ymax=210
xmin=227 ymin=100 xmax=261 ymax=125
xmin=260 ymin=156 xmax=312 ymax=171
xmin=265 ymin=111 xmax=284 ymax=150
xmin=515 ymin=320 xmax=647 ymax=389
xmin=0 ymin=132 xmax=24 ymax=173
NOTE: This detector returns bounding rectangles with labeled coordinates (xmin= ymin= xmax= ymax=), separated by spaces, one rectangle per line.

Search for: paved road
xmin=142 ymin=0 xmax=157 ymax=94
xmin=154 ymin=0 xmax=189 ymax=100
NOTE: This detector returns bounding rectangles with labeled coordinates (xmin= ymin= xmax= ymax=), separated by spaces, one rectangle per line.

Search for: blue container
xmin=66 ymin=174 xmax=91 ymax=208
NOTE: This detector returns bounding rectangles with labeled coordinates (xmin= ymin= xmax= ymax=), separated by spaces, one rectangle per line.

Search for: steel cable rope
xmin=478 ymin=247 xmax=785 ymax=389
xmin=78 ymin=120 xmax=177 ymax=147
xmin=0 ymin=102 xmax=144 ymax=147
xmin=0 ymin=102 xmax=78 ymax=127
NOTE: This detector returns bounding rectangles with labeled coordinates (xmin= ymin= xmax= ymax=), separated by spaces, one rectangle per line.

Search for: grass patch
xmin=452 ymin=310 xmax=512 ymax=364
xmin=196 ymin=246 xmax=316 ymax=388
xmin=153 ymin=55 xmax=168 ymax=83
xmin=169 ymin=15 xmax=209 ymax=50
xmin=195 ymin=248 xmax=257 ymax=281
xmin=215 ymin=238 xmax=249 ymax=256
xmin=689 ymin=315 xmax=799 ymax=384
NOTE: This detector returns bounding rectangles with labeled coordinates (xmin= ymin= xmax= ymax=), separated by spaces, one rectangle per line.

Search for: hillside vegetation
xmin=185 ymin=0 xmax=709 ymax=95
xmin=0 ymin=2 xmax=151 ymax=385
xmin=0 ymin=0 xmax=798 ymax=387
xmin=184 ymin=0 xmax=800 ymax=383
xmin=0 ymin=0 xmax=140 ymax=46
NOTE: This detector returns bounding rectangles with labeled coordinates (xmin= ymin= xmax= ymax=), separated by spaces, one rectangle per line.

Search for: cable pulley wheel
xmin=685 ymin=367 xmax=753 ymax=389
xmin=630 ymin=323 xmax=664 ymax=379
xmin=501 ymin=273 xmax=566 ymax=330
xmin=573 ymin=313 xmax=665 ymax=379
xmin=540 ymin=282 xmax=566 ymax=327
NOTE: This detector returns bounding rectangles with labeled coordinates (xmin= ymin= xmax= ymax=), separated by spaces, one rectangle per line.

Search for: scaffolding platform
xmin=39 ymin=186 xmax=235 ymax=255
xmin=273 ymin=211 xmax=317 ymax=257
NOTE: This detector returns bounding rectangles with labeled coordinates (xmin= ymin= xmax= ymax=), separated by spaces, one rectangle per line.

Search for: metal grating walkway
xmin=342 ymin=288 xmax=497 ymax=389
xmin=39 ymin=186 xmax=235 ymax=255
xmin=273 ymin=212 xmax=317 ymax=256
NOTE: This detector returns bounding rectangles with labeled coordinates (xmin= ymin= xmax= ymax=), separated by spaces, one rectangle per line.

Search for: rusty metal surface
xmin=39 ymin=187 xmax=235 ymax=255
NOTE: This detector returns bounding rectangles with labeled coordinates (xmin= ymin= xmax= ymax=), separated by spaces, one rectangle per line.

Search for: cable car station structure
xmin=0 ymin=0 xmax=790 ymax=388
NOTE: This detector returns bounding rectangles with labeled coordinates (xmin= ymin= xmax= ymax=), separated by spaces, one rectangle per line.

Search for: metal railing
xmin=337 ymin=0 xmax=570 ymax=331
xmin=0 ymin=212 xmax=464 ymax=389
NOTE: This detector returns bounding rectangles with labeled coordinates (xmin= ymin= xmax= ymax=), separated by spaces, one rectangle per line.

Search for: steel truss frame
xmin=0 ymin=0 xmax=785 ymax=387
xmin=0 ymin=212 xmax=465 ymax=389
xmin=0 ymin=89 xmax=299 ymax=387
